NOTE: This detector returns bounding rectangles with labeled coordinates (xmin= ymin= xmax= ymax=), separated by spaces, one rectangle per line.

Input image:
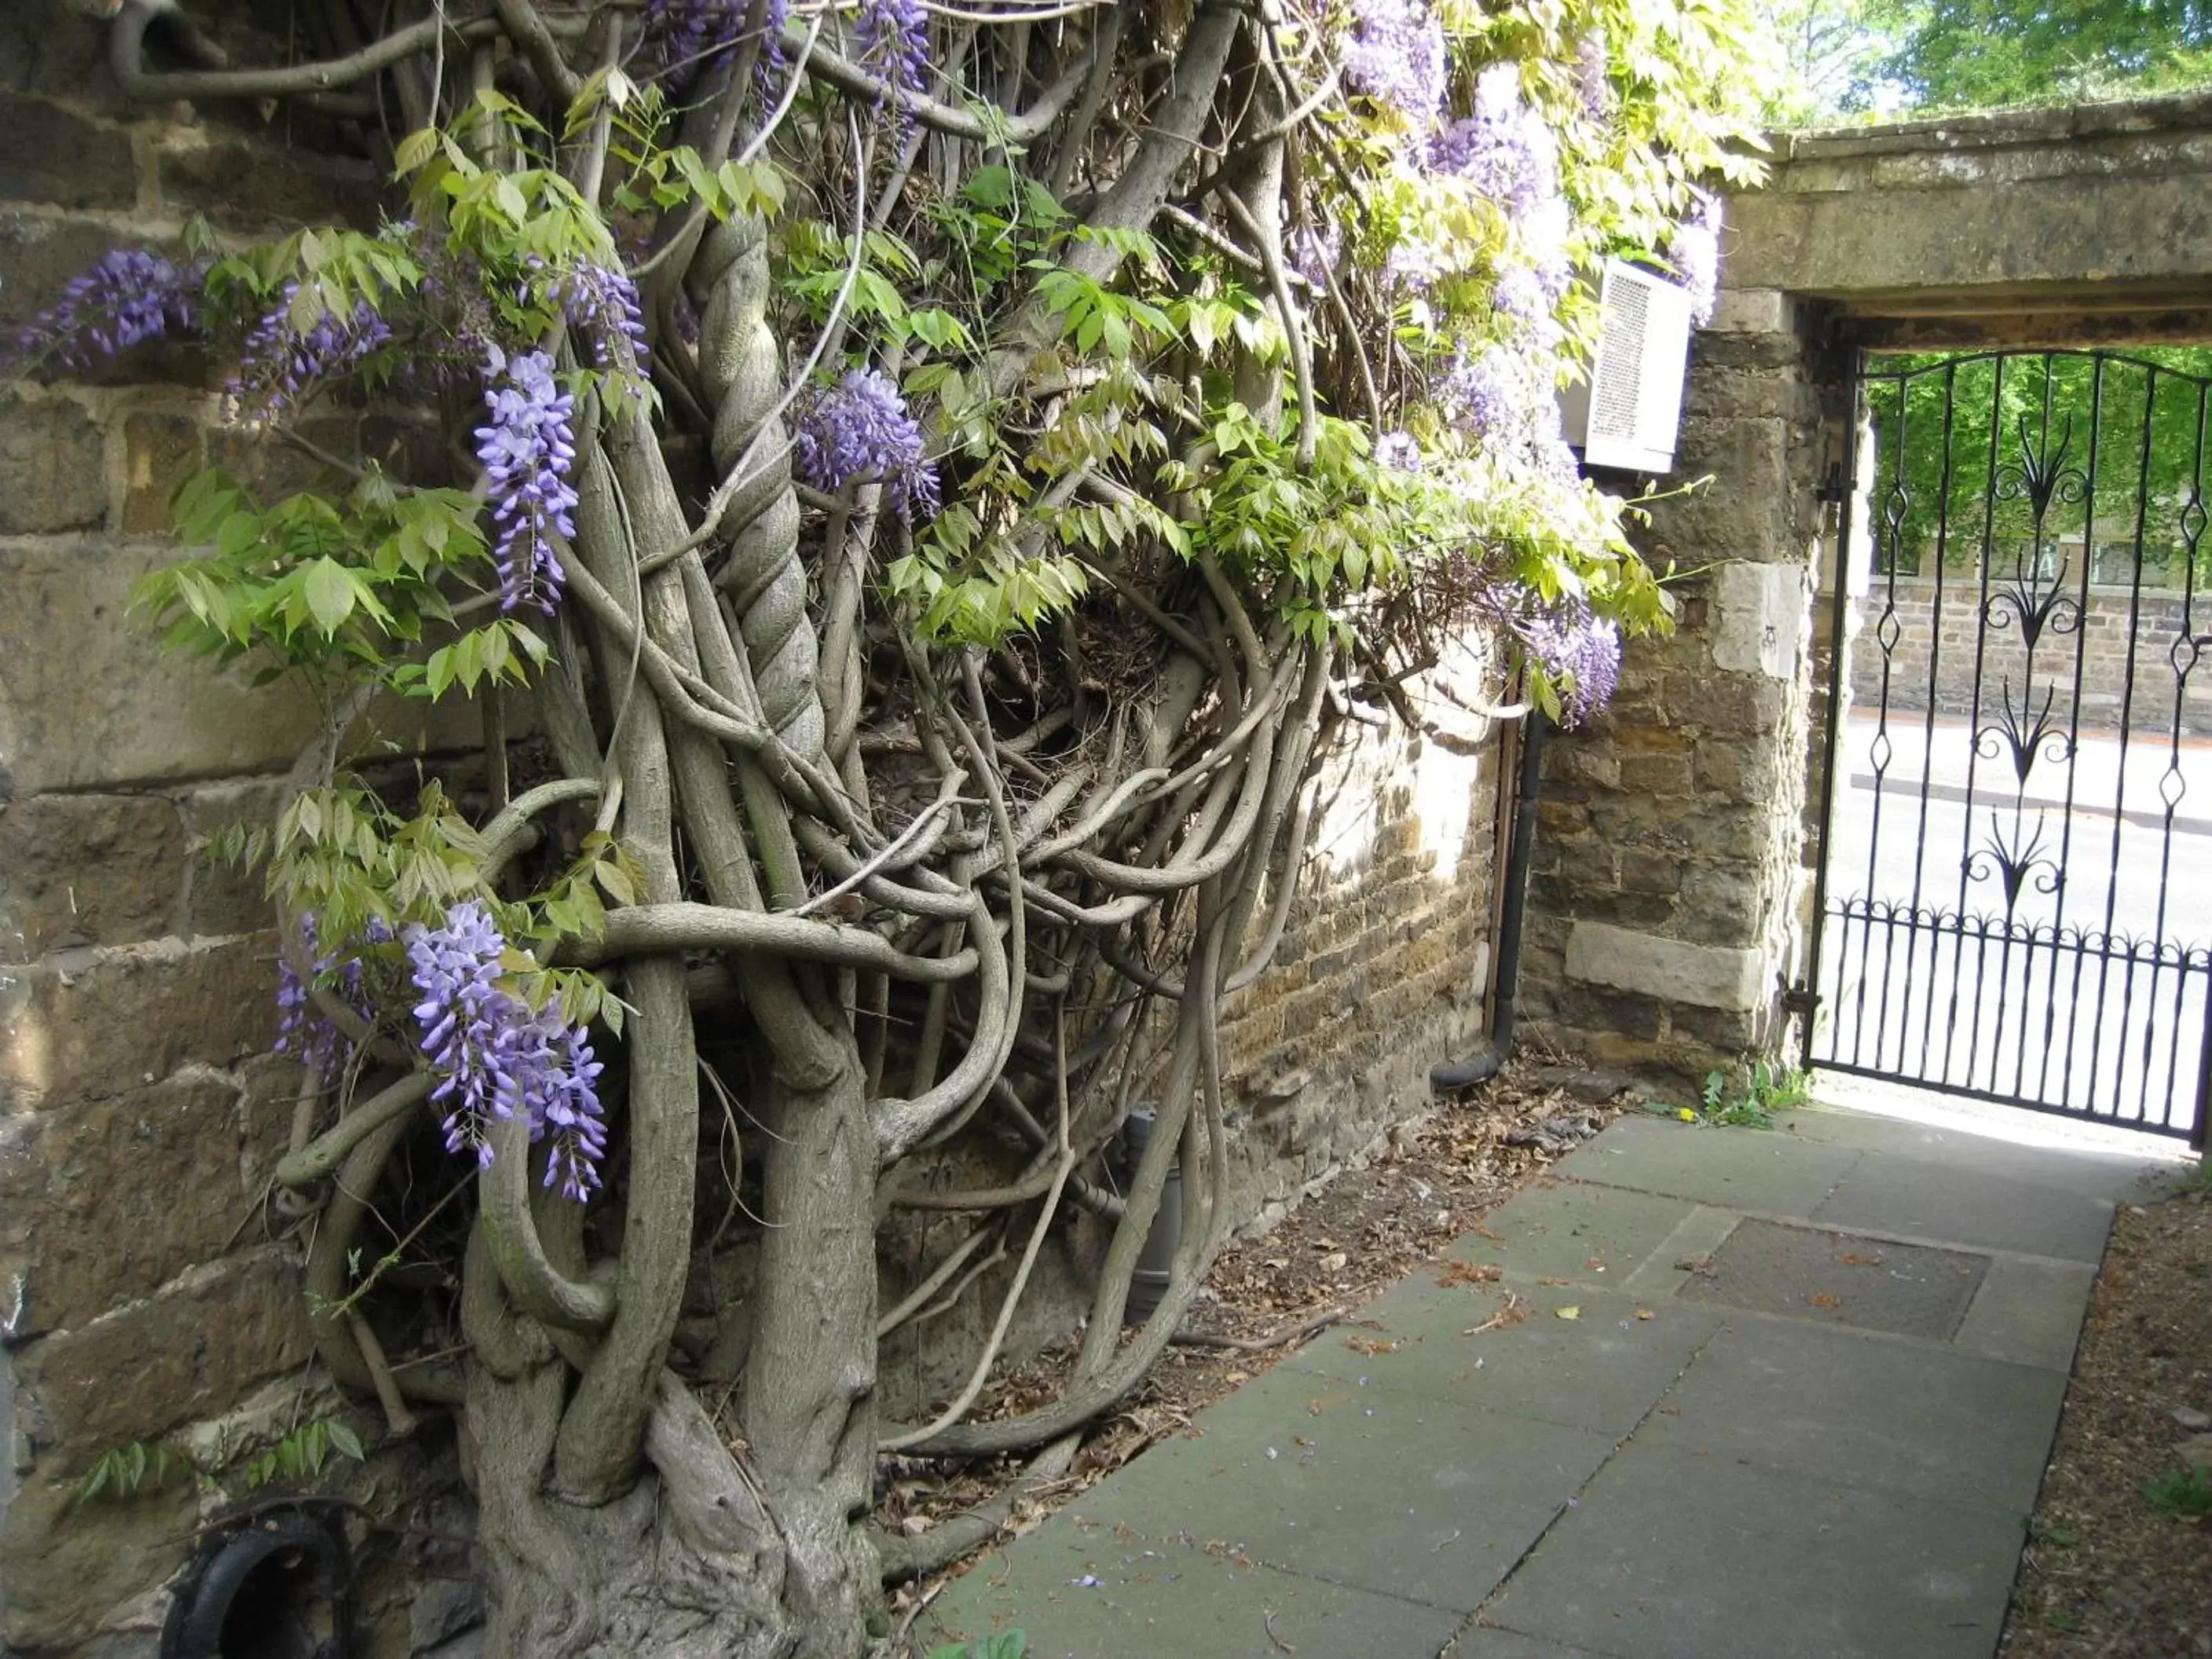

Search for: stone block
xmin=0 ymin=388 xmax=106 ymax=534
xmin=15 ymin=1247 xmax=309 ymax=1459
xmin=119 ymin=410 xmax=204 ymax=535
xmin=0 ymin=93 xmax=133 ymax=208
xmin=1673 ymin=864 xmax=1767 ymax=948
xmin=0 ymin=1469 xmax=196 ymax=1655
xmin=1617 ymin=753 xmax=1694 ymax=797
xmin=0 ymin=536 xmax=482 ymax=793
xmin=178 ymin=776 xmax=284 ymax=938
xmin=0 ymin=1068 xmax=293 ymax=1335
xmin=1711 ymin=560 xmax=1812 ymax=679
xmin=0 ymin=791 xmax=185 ymax=955
xmin=0 ymin=932 xmax=276 ymax=1109
xmin=154 ymin=137 xmax=379 ymax=231
xmin=1707 ymin=287 xmax=1793 ymax=335
xmin=1565 ymin=919 xmax=1765 ymax=1012
xmin=1617 ymin=849 xmax=1684 ymax=898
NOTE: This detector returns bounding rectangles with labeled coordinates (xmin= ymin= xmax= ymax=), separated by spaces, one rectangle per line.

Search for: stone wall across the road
xmin=1852 ymin=574 xmax=2212 ymax=733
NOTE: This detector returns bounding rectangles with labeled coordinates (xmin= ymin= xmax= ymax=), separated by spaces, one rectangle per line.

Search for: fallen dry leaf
xmin=1437 ymin=1261 xmax=1503 ymax=1287
xmin=1537 ymin=1275 xmax=1573 ymax=1285
xmin=1809 ymin=1292 xmax=1841 ymax=1309
xmin=1467 ymin=1292 xmax=1530 ymax=1335
xmin=1635 ymin=1309 xmax=1654 ymax=1320
xmin=1837 ymin=1251 xmax=1884 ymax=1267
xmin=1344 ymin=1335 xmax=1401 ymax=1355
xmin=1555 ymin=1306 xmax=1582 ymax=1320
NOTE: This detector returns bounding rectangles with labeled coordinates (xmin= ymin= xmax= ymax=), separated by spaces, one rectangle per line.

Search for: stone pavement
xmin=921 ymin=1104 xmax=2185 ymax=1659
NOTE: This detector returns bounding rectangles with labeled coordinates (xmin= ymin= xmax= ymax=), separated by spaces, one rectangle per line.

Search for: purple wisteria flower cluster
xmin=475 ymin=346 xmax=580 ymax=613
xmin=855 ymin=0 xmax=929 ymax=123
xmin=275 ymin=914 xmax=391 ymax=1083
xmin=1342 ymin=0 xmax=1447 ymax=130
xmin=1375 ymin=430 xmax=1423 ymax=472
xmin=794 ymin=366 xmax=939 ymax=522
xmin=405 ymin=899 xmax=607 ymax=1201
xmin=1434 ymin=64 xmax=1573 ymax=325
xmin=1518 ymin=599 xmax=1622 ymax=727
xmin=552 ymin=261 xmax=650 ymax=373
xmin=13 ymin=248 xmax=200 ymax=370
xmin=1669 ymin=192 xmax=1724 ymax=328
xmin=1441 ymin=344 xmax=1537 ymax=446
xmin=643 ymin=0 xmax=789 ymax=89
xmin=228 ymin=284 xmax=393 ymax=421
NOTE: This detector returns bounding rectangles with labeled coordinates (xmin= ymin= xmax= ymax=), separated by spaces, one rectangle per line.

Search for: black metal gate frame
xmin=1799 ymin=348 xmax=2212 ymax=1144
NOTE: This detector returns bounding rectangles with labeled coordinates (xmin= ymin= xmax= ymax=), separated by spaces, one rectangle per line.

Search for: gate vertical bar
xmin=1799 ymin=353 xmax=1862 ymax=1074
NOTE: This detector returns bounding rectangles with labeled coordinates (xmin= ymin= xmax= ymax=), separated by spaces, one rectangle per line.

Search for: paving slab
xmin=1486 ymin=1444 xmax=2024 ymax=1659
xmin=1440 ymin=1178 xmax=1706 ymax=1288
xmin=1952 ymin=1254 xmax=2100 ymax=1372
xmin=1811 ymin=1151 xmax=2115 ymax=1263
xmin=1055 ymin=1361 xmax=1616 ymax=1614
xmin=1773 ymin=1104 xmax=2178 ymax=1203
xmin=1672 ymin=1215 xmax=1989 ymax=1339
xmin=1552 ymin=1115 xmax=1862 ymax=1216
xmin=1284 ymin=1279 xmax=1720 ymax=1437
xmin=922 ymin=1515 xmax=1465 ymax=1659
xmin=1631 ymin=1317 xmax=2067 ymax=1513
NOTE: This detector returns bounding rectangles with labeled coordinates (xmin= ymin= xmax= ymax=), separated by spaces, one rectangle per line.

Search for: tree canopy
xmin=1760 ymin=0 xmax=2212 ymax=121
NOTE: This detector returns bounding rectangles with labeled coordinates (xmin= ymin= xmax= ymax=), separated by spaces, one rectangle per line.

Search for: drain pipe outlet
xmin=1431 ymin=711 xmax=1550 ymax=1093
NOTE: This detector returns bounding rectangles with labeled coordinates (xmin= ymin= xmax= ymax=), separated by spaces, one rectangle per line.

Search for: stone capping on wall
xmin=1771 ymin=88 xmax=2212 ymax=162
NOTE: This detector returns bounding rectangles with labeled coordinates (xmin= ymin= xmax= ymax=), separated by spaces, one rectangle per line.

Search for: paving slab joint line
xmin=1443 ymin=1317 xmax=1731 ymax=1654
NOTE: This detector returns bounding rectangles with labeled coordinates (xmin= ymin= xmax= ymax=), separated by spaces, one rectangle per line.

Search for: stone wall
xmin=1522 ymin=89 xmax=2212 ymax=1090
xmin=1521 ymin=290 xmax=1844 ymax=1085
xmin=1851 ymin=575 xmax=2212 ymax=733
xmin=0 ymin=8 xmax=1507 ymax=1653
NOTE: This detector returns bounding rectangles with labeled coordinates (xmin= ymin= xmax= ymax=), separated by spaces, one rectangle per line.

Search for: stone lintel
xmin=1564 ymin=921 xmax=1764 ymax=1012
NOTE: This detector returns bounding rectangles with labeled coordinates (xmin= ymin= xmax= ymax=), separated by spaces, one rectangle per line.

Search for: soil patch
xmin=2002 ymin=1174 xmax=2212 ymax=1658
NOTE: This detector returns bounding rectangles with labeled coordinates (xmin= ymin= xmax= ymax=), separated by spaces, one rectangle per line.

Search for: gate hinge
xmin=1814 ymin=461 xmax=1847 ymax=506
xmin=1781 ymin=980 xmax=1821 ymax=1020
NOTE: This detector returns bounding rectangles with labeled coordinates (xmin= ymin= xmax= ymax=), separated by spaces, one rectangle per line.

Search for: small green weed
xmin=75 ymin=1441 xmax=191 ymax=1507
xmin=236 ymin=1417 xmax=366 ymax=1492
xmin=2144 ymin=1465 xmax=2212 ymax=1519
xmin=1649 ymin=1061 xmax=1814 ymax=1130
xmin=929 ymin=1635 xmax=1026 ymax=1659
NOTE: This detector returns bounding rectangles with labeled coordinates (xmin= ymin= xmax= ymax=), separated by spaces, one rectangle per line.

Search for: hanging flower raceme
xmin=474 ymin=346 xmax=580 ymax=613
xmin=405 ymin=899 xmax=607 ymax=1199
xmin=275 ymin=914 xmax=384 ymax=1083
xmin=855 ymin=0 xmax=928 ymax=125
xmin=1518 ymin=599 xmax=1623 ymax=727
xmin=1441 ymin=344 xmax=1539 ymax=448
xmin=553 ymin=261 xmax=650 ymax=375
xmin=794 ymin=366 xmax=939 ymax=522
xmin=1670 ymin=192 xmax=1724 ymax=328
xmin=229 ymin=284 xmax=393 ymax=421
xmin=1342 ymin=0 xmax=1447 ymax=130
xmin=13 ymin=248 xmax=200 ymax=370
xmin=1574 ymin=31 xmax=1613 ymax=124
xmin=1432 ymin=65 xmax=1561 ymax=222
xmin=1375 ymin=430 xmax=1423 ymax=472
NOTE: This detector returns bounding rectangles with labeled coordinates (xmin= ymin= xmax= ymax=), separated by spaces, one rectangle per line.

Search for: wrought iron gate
xmin=1804 ymin=349 xmax=2212 ymax=1142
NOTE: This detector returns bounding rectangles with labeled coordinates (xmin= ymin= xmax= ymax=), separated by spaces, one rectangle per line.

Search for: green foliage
xmin=75 ymin=1441 xmax=191 ymax=1507
xmin=928 ymin=1634 xmax=1025 ymax=1659
xmin=1654 ymin=1060 xmax=1812 ymax=1128
xmin=1876 ymin=0 xmax=2212 ymax=110
xmin=136 ymin=467 xmax=524 ymax=690
xmin=2144 ymin=1463 xmax=2212 ymax=1518
xmin=236 ymin=1417 xmax=366 ymax=1493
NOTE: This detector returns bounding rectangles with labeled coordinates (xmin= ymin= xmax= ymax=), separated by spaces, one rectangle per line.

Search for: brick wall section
xmin=1850 ymin=575 xmax=2212 ymax=733
xmin=1521 ymin=291 xmax=1846 ymax=1086
xmin=0 ymin=9 xmax=1510 ymax=1652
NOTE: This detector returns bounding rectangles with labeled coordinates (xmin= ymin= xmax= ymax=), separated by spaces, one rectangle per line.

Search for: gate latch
xmin=1781 ymin=980 xmax=1821 ymax=1020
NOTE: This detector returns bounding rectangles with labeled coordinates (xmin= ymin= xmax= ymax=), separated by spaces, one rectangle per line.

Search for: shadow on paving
xmin=923 ymin=1104 xmax=2182 ymax=1659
